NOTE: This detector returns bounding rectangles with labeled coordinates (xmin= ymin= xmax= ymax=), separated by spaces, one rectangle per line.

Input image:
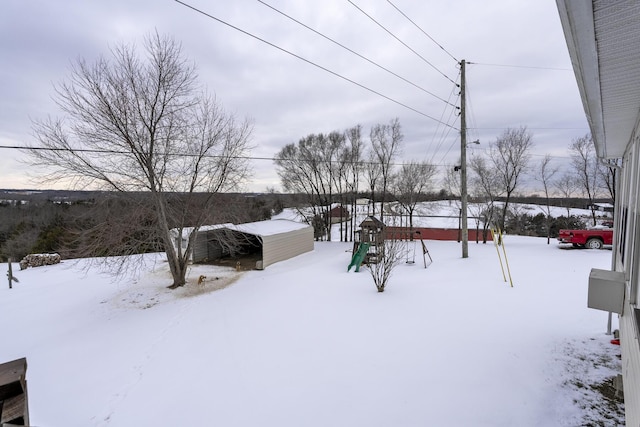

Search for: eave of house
xmin=557 ymin=0 xmax=640 ymax=159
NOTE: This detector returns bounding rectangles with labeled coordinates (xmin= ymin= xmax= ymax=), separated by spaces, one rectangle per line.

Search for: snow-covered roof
xmin=170 ymin=223 xmax=234 ymax=240
xmin=171 ymin=219 xmax=310 ymax=240
xmin=593 ymin=203 xmax=614 ymax=209
xmin=229 ymin=219 xmax=310 ymax=237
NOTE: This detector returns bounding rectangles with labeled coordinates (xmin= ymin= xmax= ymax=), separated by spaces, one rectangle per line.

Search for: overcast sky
xmin=0 ymin=0 xmax=588 ymax=193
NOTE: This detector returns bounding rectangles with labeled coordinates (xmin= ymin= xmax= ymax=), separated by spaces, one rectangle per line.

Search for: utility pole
xmin=460 ymin=59 xmax=469 ymax=258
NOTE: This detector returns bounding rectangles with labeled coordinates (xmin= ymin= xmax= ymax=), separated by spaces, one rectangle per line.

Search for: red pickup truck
xmin=558 ymin=227 xmax=613 ymax=249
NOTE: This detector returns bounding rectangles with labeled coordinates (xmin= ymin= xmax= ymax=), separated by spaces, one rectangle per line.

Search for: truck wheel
xmin=586 ymin=238 xmax=603 ymax=250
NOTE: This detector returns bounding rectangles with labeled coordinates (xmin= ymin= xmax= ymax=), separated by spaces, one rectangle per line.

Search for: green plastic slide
xmin=348 ymin=243 xmax=370 ymax=272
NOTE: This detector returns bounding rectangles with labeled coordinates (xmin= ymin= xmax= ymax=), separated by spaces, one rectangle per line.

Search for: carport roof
xmin=229 ymin=219 xmax=311 ymax=237
xmin=170 ymin=223 xmax=233 ymax=240
xmin=171 ymin=219 xmax=310 ymax=240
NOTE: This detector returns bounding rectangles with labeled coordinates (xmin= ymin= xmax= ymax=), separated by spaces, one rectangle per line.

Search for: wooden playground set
xmin=347 ymin=215 xmax=512 ymax=287
xmin=347 ymin=216 xmax=432 ymax=272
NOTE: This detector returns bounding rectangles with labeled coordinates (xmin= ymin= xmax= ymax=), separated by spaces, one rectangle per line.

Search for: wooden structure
xmin=354 ymin=216 xmax=385 ymax=264
xmin=0 ymin=358 xmax=29 ymax=426
xmin=324 ymin=206 xmax=350 ymax=224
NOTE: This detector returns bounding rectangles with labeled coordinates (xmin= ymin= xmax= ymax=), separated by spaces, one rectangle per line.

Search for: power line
xmin=256 ymin=0 xmax=455 ymax=107
xmin=464 ymin=72 xmax=481 ymax=144
xmin=173 ymin=0 xmax=456 ymax=128
xmin=347 ymin=0 xmax=457 ymax=85
xmin=469 ymin=127 xmax=588 ymax=131
xmin=2 ymin=144 xmax=574 ymax=176
xmin=2 ymin=144 xmax=284 ymax=162
xmin=385 ymin=0 xmax=458 ymax=62
xmin=427 ymin=73 xmax=461 ymax=164
xmin=0 ymin=144 xmax=457 ymax=167
xmin=437 ymin=135 xmax=460 ymax=165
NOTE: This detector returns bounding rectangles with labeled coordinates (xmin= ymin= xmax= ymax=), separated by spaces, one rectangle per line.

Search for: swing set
xmin=402 ymin=230 xmax=432 ymax=268
xmin=383 ymin=214 xmax=433 ymax=269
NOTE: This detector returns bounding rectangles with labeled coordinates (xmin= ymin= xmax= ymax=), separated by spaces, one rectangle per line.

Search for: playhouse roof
xmin=359 ymin=216 xmax=385 ymax=228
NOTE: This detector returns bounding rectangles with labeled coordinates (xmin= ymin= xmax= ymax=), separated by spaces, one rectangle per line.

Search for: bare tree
xmin=3 ymin=228 xmax=40 ymax=263
xmin=597 ymin=159 xmax=618 ymax=205
xmin=328 ymin=131 xmax=349 ymax=242
xmin=392 ymin=161 xmax=437 ymax=232
xmin=569 ymin=134 xmax=600 ymax=226
xmin=342 ymin=125 xmax=364 ymax=241
xmin=469 ymin=154 xmax=502 ymax=240
xmin=367 ymin=238 xmax=405 ymax=293
xmin=276 ymin=138 xmax=325 ymax=239
xmin=28 ymin=32 xmax=252 ymax=288
xmin=444 ymin=164 xmax=461 ymax=200
xmin=275 ymin=132 xmax=345 ymax=241
xmin=554 ymin=172 xmax=579 ymax=217
xmin=535 ymin=154 xmax=558 ymax=244
xmin=370 ymin=118 xmax=403 ymax=223
xmin=363 ymin=149 xmax=382 ymax=217
xmin=488 ymin=126 xmax=534 ymax=230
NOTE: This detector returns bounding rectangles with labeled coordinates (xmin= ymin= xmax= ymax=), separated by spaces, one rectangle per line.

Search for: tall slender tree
xmin=370 ymin=118 xmax=403 ymax=223
xmin=489 ymin=126 xmax=533 ymax=230
xmin=554 ymin=172 xmax=579 ymax=217
xmin=569 ymin=134 xmax=600 ymax=226
xmin=535 ymin=154 xmax=558 ymax=244
xmin=469 ymin=155 xmax=502 ymax=240
xmin=597 ymin=160 xmax=618 ymax=205
xmin=392 ymin=161 xmax=437 ymax=233
xmin=363 ymin=149 xmax=382 ymax=218
xmin=342 ymin=125 xmax=364 ymax=242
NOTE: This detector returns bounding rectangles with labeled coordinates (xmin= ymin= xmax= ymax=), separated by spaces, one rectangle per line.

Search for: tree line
xmin=275 ymin=118 xmax=438 ymax=241
xmin=459 ymin=130 xmax=616 ymax=243
xmin=0 ymin=192 xmax=285 ymax=264
xmin=276 ymin=122 xmax=615 ymax=243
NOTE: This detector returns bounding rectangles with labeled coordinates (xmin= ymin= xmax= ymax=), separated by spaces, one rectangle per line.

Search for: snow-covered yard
xmin=1 ymin=234 xmax=623 ymax=426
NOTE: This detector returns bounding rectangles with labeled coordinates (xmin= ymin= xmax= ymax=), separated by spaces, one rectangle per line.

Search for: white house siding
xmin=615 ymin=139 xmax=640 ymax=426
xmin=620 ymin=312 xmax=640 ymax=426
xmin=557 ymin=2 xmax=640 ymax=422
xmin=260 ymin=225 xmax=314 ymax=269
